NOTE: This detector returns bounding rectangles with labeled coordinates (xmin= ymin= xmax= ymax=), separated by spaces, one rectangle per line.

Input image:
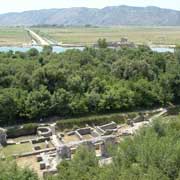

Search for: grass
xmin=0 ymin=143 xmax=33 ymax=157
xmin=0 ymin=27 xmax=31 ymax=46
xmin=82 ymin=134 xmax=93 ymax=140
xmin=33 ymin=142 xmax=53 ymax=149
xmin=9 ymin=135 xmax=37 ymax=143
xmin=16 ymin=156 xmax=43 ymax=178
xmin=32 ymin=26 xmax=180 ymax=45
xmin=63 ymin=135 xmax=80 ymax=143
xmin=1 ymin=26 xmax=180 ymax=46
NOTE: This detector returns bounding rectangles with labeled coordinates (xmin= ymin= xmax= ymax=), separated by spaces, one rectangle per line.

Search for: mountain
xmin=0 ymin=6 xmax=180 ymax=26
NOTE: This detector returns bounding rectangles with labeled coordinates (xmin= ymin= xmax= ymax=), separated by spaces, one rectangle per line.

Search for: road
xmin=26 ymin=29 xmax=50 ymax=46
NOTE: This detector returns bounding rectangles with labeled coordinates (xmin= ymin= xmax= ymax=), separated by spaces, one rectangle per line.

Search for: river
xmin=0 ymin=46 xmax=84 ymax=53
xmin=0 ymin=46 xmax=174 ymax=53
xmin=150 ymin=47 xmax=174 ymax=53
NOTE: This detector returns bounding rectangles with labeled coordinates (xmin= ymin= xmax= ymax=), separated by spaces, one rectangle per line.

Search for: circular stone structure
xmin=0 ymin=128 xmax=7 ymax=146
xmin=37 ymin=127 xmax=52 ymax=137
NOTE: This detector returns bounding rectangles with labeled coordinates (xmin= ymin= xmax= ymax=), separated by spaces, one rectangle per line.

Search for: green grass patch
xmin=33 ymin=142 xmax=53 ymax=150
xmin=0 ymin=143 xmax=33 ymax=157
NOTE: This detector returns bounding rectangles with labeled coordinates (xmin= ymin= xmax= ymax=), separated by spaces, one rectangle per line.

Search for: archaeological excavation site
xmin=0 ymin=108 xmax=166 ymax=178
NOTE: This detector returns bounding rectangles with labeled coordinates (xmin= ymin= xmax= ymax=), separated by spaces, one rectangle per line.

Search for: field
xmin=0 ymin=26 xmax=180 ymax=46
xmin=0 ymin=143 xmax=33 ymax=157
xmin=32 ymin=26 xmax=180 ymax=45
xmin=0 ymin=27 xmax=31 ymax=46
xmin=16 ymin=156 xmax=43 ymax=178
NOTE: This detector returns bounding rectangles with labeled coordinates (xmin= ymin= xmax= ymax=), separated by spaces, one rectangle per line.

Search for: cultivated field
xmin=32 ymin=26 xmax=180 ymax=45
xmin=0 ymin=27 xmax=31 ymax=46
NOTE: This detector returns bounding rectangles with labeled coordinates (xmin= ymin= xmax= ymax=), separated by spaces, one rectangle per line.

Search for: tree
xmin=86 ymin=91 xmax=101 ymax=112
xmin=52 ymin=146 xmax=99 ymax=180
xmin=42 ymin=46 xmax=53 ymax=55
xmin=51 ymin=88 xmax=71 ymax=116
xmin=159 ymin=74 xmax=174 ymax=105
xmin=175 ymin=45 xmax=180 ymax=64
xmin=98 ymin=38 xmax=108 ymax=49
xmin=24 ymin=86 xmax=52 ymax=119
xmin=27 ymin=48 xmax=39 ymax=57
xmin=132 ymin=79 xmax=161 ymax=107
xmin=0 ymin=44 xmax=179 ymax=125
xmin=0 ymin=88 xmax=27 ymax=125
xmin=0 ymin=159 xmax=38 ymax=180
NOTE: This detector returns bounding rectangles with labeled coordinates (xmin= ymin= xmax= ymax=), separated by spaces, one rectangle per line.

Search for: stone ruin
xmin=56 ymin=145 xmax=71 ymax=159
xmin=38 ymin=135 xmax=116 ymax=177
xmin=37 ymin=122 xmax=118 ymax=175
xmin=95 ymin=121 xmax=118 ymax=136
xmin=37 ymin=126 xmax=52 ymax=137
xmin=127 ymin=113 xmax=148 ymax=127
xmin=36 ymin=116 xmax=163 ymax=177
xmin=56 ymin=135 xmax=116 ymax=160
xmin=0 ymin=128 xmax=7 ymax=146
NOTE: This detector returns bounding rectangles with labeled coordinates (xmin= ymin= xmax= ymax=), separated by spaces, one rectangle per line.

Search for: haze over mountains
xmin=0 ymin=5 xmax=180 ymax=26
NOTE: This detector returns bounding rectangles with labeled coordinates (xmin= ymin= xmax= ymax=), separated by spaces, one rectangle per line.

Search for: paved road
xmin=26 ymin=29 xmax=49 ymax=46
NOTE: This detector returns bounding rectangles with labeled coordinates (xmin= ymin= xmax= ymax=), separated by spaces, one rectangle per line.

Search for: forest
xmin=1 ymin=44 xmax=180 ymax=126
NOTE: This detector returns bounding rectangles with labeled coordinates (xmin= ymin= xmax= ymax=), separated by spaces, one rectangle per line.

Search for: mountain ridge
xmin=0 ymin=5 xmax=180 ymax=26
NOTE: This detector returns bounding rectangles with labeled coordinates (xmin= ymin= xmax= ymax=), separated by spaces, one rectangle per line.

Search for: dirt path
xmin=117 ymin=108 xmax=167 ymax=136
xmin=149 ymin=108 xmax=167 ymax=122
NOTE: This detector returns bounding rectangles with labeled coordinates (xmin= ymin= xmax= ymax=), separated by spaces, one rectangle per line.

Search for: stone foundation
xmin=0 ymin=128 xmax=7 ymax=146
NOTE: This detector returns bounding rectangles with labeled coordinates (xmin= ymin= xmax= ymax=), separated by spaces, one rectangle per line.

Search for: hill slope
xmin=0 ymin=6 xmax=180 ymax=26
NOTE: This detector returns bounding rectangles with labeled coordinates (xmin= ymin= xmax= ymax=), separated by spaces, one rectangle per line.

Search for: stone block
xmin=37 ymin=155 xmax=42 ymax=162
xmin=34 ymin=145 xmax=41 ymax=151
xmin=40 ymin=162 xmax=46 ymax=170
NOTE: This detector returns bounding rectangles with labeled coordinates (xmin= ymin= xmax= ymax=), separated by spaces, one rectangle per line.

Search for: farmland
xmin=32 ymin=26 xmax=180 ymax=46
xmin=0 ymin=27 xmax=31 ymax=46
xmin=0 ymin=26 xmax=180 ymax=46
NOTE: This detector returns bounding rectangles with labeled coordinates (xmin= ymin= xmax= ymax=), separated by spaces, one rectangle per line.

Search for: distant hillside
xmin=0 ymin=6 xmax=180 ymax=26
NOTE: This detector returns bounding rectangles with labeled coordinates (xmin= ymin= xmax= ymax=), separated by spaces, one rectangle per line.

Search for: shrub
xmin=56 ymin=113 xmax=136 ymax=130
xmin=7 ymin=123 xmax=38 ymax=138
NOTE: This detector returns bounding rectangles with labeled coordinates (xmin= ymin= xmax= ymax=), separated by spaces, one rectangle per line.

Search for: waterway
xmin=150 ymin=47 xmax=174 ymax=53
xmin=0 ymin=46 xmax=84 ymax=53
xmin=0 ymin=46 xmax=174 ymax=53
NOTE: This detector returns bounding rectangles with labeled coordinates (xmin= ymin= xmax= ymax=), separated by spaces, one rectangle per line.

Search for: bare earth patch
xmin=16 ymin=156 xmax=43 ymax=179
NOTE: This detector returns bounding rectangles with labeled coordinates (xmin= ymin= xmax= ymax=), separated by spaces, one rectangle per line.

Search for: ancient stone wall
xmin=100 ymin=122 xmax=117 ymax=131
xmin=0 ymin=128 xmax=7 ymax=146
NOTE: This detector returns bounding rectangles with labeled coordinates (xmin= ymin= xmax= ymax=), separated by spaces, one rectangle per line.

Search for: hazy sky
xmin=0 ymin=0 xmax=179 ymax=14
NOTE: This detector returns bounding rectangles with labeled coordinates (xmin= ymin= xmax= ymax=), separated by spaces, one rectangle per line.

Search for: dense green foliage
xmin=97 ymin=38 xmax=108 ymax=48
xmin=56 ymin=112 xmax=137 ymax=130
xmin=0 ymin=159 xmax=38 ymax=180
xmin=0 ymin=46 xmax=179 ymax=125
xmin=48 ymin=118 xmax=180 ymax=180
xmin=48 ymin=146 xmax=99 ymax=180
xmin=7 ymin=123 xmax=38 ymax=138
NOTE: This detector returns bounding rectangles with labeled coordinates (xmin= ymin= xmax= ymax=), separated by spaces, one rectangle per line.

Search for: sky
xmin=0 ymin=0 xmax=179 ymax=14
